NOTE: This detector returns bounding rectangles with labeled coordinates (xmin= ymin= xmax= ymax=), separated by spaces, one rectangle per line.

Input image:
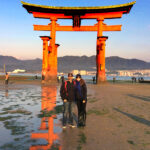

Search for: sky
xmin=0 ymin=0 xmax=150 ymax=61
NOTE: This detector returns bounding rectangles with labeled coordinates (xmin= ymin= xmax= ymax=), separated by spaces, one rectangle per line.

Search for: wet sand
xmin=62 ymin=83 xmax=150 ymax=150
xmin=0 ymin=80 xmax=150 ymax=150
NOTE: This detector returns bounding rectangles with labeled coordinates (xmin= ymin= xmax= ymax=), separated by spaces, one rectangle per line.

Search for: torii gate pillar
xmin=46 ymin=18 xmax=58 ymax=83
xmin=96 ymin=36 xmax=108 ymax=84
xmin=46 ymin=43 xmax=59 ymax=83
xmin=54 ymin=44 xmax=60 ymax=76
xmin=40 ymin=36 xmax=59 ymax=83
xmin=40 ymin=36 xmax=50 ymax=82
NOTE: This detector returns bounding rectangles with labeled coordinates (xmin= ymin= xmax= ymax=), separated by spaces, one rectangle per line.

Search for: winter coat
xmin=75 ymin=79 xmax=87 ymax=102
xmin=60 ymin=80 xmax=76 ymax=102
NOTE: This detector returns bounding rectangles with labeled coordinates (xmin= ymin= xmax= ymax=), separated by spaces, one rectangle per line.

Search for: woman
xmin=75 ymin=74 xmax=87 ymax=127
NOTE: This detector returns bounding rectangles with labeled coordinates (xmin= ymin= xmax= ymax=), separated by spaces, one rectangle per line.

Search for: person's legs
xmin=77 ymin=100 xmax=80 ymax=117
xmin=5 ymin=79 xmax=8 ymax=85
xmin=80 ymin=102 xmax=84 ymax=125
xmin=78 ymin=101 xmax=87 ymax=126
xmin=77 ymin=100 xmax=80 ymax=124
xmin=77 ymin=100 xmax=83 ymax=126
xmin=68 ymin=101 xmax=74 ymax=125
xmin=63 ymin=102 xmax=69 ymax=126
xmin=82 ymin=102 xmax=87 ymax=126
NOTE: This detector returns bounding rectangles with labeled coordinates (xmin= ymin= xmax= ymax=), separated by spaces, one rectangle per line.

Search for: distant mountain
xmin=0 ymin=55 xmax=150 ymax=72
xmin=58 ymin=55 xmax=96 ymax=72
xmin=106 ymin=56 xmax=150 ymax=70
xmin=0 ymin=55 xmax=42 ymax=72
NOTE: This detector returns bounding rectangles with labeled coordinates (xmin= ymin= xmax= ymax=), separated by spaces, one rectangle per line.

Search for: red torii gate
xmin=21 ymin=1 xmax=136 ymax=83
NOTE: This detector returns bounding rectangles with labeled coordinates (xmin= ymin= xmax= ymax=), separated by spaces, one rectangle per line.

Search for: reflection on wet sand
xmin=5 ymin=88 xmax=8 ymax=98
xmin=30 ymin=85 xmax=61 ymax=150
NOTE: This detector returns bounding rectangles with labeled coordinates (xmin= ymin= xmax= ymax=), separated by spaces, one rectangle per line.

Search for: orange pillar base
xmin=97 ymin=71 xmax=106 ymax=83
xmin=44 ymin=71 xmax=57 ymax=83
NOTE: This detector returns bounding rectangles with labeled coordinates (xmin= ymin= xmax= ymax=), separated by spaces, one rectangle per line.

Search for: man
xmin=60 ymin=73 xmax=76 ymax=128
xmin=5 ymin=72 xmax=9 ymax=85
xmin=92 ymin=76 xmax=96 ymax=84
xmin=42 ymin=71 xmax=46 ymax=81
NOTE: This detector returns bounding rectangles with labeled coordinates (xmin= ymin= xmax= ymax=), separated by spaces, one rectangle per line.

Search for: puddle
xmin=0 ymin=85 xmax=62 ymax=150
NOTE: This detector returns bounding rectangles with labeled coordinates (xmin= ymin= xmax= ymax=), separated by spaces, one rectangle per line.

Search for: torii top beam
xmin=21 ymin=1 xmax=136 ymax=20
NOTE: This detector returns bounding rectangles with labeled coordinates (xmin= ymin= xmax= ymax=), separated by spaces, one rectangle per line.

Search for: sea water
xmin=0 ymin=85 xmax=62 ymax=150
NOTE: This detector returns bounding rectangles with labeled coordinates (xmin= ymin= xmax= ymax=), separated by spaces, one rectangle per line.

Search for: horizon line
xmin=0 ymin=54 xmax=150 ymax=62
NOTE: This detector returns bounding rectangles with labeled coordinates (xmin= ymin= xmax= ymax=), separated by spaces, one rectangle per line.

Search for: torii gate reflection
xmin=30 ymin=86 xmax=61 ymax=150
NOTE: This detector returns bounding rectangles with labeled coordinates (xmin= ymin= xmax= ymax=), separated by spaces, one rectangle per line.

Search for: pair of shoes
xmin=69 ymin=124 xmax=76 ymax=128
xmin=78 ymin=122 xmax=85 ymax=127
xmin=71 ymin=125 xmax=76 ymax=128
xmin=62 ymin=126 xmax=66 ymax=129
xmin=82 ymin=123 xmax=86 ymax=127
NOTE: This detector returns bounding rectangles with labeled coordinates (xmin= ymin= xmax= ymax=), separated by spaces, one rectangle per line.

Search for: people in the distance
xmin=92 ymin=76 xmax=96 ymax=84
xmin=5 ymin=72 xmax=9 ymax=85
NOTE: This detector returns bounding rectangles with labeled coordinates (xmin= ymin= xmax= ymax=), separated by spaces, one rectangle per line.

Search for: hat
xmin=68 ymin=73 xmax=73 ymax=77
xmin=76 ymin=74 xmax=81 ymax=78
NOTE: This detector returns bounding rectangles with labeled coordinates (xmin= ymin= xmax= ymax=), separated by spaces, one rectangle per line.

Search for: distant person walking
xmin=57 ymin=75 xmax=61 ymax=83
xmin=92 ymin=76 xmax=96 ymax=84
xmin=75 ymin=74 xmax=87 ymax=127
xmin=60 ymin=73 xmax=76 ymax=129
xmin=42 ymin=71 xmax=46 ymax=81
xmin=35 ymin=75 xmax=38 ymax=79
xmin=61 ymin=74 xmax=65 ymax=84
xmin=131 ymin=77 xmax=136 ymax=83
xmin=113 ymin=77 xmax=116 ymax=83
xmin=5 ymin=72 xmax=9 ymax=85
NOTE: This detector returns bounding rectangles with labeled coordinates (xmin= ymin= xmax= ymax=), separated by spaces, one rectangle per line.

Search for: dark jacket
xmin=75 ymin=79 xmax=87 ymax=101
xmin=60 ymin=80 xmax=76 ymax=102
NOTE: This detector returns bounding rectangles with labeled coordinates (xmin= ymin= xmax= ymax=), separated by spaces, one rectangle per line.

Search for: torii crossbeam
xmin=21 ymin=1 xmax=136 ymax=83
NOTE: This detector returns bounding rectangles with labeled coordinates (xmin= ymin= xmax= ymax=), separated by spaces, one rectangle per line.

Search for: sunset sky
xmin=0 ymin=0 xmax=150 ymax=61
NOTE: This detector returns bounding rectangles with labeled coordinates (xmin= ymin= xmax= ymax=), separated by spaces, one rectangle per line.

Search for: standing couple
xmin=60 ymin=73 xmax=87 ymax=128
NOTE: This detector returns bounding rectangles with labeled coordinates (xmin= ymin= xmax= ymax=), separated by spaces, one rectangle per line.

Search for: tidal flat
xmin=0 ymin=81 xmax=150 ymax=150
